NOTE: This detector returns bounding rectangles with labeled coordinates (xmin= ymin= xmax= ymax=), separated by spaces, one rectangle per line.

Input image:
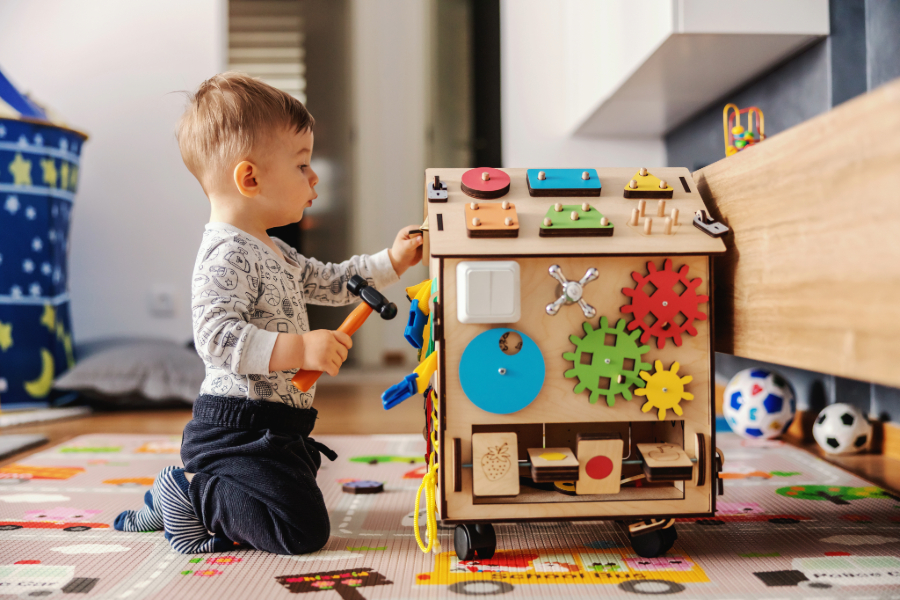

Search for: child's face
xmin=257 ymin=126 xmax=318 ymax=227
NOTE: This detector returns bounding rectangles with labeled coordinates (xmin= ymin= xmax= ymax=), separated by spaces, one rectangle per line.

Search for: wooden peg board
xmin=424 ymin=167 xmax=725 ymax=258
xmin=461 ymin=167 xmax=511 ymax=199
xmin=623 ymin=169 xmax=674 ymax=199
xmin=539 ymin=203 xmax=613 ymax=237
xmin=465 ymin=202 xmax=520 ymax=238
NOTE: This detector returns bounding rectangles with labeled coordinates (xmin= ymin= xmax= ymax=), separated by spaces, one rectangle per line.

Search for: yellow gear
xmin=635 ymin=360 xmax=694 ymax=420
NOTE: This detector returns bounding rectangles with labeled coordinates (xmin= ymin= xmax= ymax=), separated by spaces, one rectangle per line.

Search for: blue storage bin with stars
xmin=0 ymin=111 xmax=86 ymax=409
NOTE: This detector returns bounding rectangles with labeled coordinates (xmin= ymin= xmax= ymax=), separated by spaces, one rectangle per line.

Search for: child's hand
xmin=388 ymin=225 xmax=424 ymax=276
xmin=301 ymin=330 xmax=352 ymax=376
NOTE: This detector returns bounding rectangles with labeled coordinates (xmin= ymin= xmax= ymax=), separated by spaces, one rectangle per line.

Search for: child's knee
xmin=281 ymin=512 xmax=330 ymax=555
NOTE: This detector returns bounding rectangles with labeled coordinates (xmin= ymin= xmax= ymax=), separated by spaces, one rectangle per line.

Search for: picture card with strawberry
xmin=472 ymin=432 xmax=520 ymax=497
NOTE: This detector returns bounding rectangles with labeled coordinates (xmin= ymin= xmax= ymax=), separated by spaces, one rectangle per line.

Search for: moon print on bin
xmin=209 ymin=266 xmax=238 ymax=290
xmin=254 ymin=381 xmax=273 ymax=398
xmin=265 ymin=259 xmax=281 ymax=273
xmin=266 ymin=318 xmax=297 ymax=335
xmin=225 ymin=250 xmax=250 ymax=273
xmin=262 ymin=285 xmax=282 ymax=307
xmin=210 ymin=376 xmax=232 ymax=395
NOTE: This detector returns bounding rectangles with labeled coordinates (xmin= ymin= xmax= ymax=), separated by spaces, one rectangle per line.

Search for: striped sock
xmin=114 ymin=465 xmax=178 ymax=532
xmin=158 ymin=468 xmax=231 ymax=554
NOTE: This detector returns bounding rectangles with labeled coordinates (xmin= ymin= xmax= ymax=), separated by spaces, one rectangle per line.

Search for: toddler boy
xmin=114 ymin=73 xmax=423 ymax=554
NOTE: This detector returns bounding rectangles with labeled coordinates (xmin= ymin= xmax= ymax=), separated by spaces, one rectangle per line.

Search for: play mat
xmin=1 ymin=433 xmax=899 ymax=599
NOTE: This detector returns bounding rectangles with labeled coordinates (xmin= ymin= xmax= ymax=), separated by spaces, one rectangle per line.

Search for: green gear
xmin=563 ymin=316 xmax=651 ymax=406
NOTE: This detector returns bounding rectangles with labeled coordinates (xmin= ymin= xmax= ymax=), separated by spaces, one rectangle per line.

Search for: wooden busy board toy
xmin=415 ymin=167 xmax=727 ymax=561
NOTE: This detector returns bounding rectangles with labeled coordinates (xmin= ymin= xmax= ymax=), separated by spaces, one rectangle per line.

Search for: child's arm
xmin=191 ymin=238 xmax=277 ymax=375
xmin=287 ymin=226 xmax=422 ymax=307
xmin=192 ymin=237 xmax=350 ymax=376
xmin=268 ymin=328 xmax=350 ymax=375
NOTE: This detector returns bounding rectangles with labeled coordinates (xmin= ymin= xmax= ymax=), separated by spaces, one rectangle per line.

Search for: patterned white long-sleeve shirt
xmin=191 ymin=222 xmax=399 ymax=407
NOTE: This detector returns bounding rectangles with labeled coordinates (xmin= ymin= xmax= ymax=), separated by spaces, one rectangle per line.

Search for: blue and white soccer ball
xmin=723 ymin=368 xmax=796 ymax=439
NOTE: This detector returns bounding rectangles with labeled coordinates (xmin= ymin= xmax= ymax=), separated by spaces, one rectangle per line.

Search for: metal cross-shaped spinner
xmin=545 ymin=265 xmax=599 ymax=318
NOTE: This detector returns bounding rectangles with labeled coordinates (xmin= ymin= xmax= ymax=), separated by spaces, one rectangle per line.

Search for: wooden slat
xmin=694 ymin=78 xmax=900 ymax=387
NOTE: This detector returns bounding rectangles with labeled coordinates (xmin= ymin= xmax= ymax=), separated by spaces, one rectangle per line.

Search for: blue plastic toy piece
xmin=382 ymin=373 xmax=419 ymax=409
xmin=459 ymin=328 xmax=545 ymax=415
xmin=403 ymin=299 xmax=428 ymax=349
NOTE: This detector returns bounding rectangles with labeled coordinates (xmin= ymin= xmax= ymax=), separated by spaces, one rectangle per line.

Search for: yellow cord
xmin=414 ymin=462 xmax=439 ymax=553
xmin=414 ymin=389 xmax=441 ymax=553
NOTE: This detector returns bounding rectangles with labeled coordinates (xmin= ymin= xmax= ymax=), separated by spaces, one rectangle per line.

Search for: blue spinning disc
xmin=459 ymin=328 xmax=545 ymax=414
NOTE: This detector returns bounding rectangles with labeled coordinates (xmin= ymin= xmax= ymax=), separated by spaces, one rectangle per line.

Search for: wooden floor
xmin=2 ymin=385 xmax=899 ymax=496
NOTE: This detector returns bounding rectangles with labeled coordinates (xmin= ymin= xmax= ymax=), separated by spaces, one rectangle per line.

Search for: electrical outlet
xmin=148 ymin=285 xmax=177 ymax=317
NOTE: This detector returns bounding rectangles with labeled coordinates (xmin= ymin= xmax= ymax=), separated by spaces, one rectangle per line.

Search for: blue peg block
xmin=403 ymin=299 xmax=428 ymax=349
xmin=382 ymin=373 xmax=419 ymax=410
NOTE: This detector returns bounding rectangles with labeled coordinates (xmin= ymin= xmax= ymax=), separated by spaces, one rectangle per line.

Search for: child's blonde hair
xmin=177 ymin=72 xmax=314 ymax=193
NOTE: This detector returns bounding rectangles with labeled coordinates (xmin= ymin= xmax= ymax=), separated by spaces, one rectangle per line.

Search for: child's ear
xmin=234 ymin=161 xmax=260 ymax=198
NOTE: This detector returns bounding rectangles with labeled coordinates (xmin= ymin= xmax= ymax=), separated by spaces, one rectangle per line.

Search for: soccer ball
xmin=723 ymin=369 xmax=796 ymax=439
xmin=813 ymin=403 xmax=872 ymax=455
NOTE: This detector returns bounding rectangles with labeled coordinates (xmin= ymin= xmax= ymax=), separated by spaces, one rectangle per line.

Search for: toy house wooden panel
xmin=424 ymin=168 xmax=726 ymax=524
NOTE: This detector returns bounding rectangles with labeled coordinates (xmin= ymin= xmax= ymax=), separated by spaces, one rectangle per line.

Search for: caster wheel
xmin=658 ymin=526 xmax=677 ymax=554
xmin=454 ymin=523 xmax=497 ymax=561
xmin=629 ymin=529 xmax=665 ymax=558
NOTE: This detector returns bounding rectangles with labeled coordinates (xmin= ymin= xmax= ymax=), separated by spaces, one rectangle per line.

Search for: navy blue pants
xmin=182 ymin=395 xmax=337 ymax=555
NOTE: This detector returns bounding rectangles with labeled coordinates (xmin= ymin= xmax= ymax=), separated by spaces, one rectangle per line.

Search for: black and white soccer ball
xmin=812 ymin=403 xmax=872 ymax=455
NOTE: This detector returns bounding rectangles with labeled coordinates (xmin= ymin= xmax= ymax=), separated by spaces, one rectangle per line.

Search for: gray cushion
xmin=54 ymin=339 xmax=203 ymax=403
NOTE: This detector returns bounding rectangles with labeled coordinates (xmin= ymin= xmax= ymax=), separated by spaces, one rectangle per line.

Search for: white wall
xmin=0 ymin=0 xmax=226 ymax=344
xmin=501 ymin=0 xmax=666 ymax=166
xmin=349 ymin=0 xmax=431 ymax=368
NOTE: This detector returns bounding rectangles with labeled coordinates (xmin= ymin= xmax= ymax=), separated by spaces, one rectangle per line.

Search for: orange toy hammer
xmin=291 ymin=275 xmax=397 ymax=392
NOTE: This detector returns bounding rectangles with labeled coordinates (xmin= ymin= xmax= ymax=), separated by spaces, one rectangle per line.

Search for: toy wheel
xmin=658 ymin=525 xmax=677 ymax=553
xmin=629 ymin=529 xmax=665 ymax=558
xmin=454 ymin=523 xmax=496 ymax=561
xmin=0 ymin=524 xmax=22 ymax=531
xmin=63 ymin=525 xmax=91 ymax=532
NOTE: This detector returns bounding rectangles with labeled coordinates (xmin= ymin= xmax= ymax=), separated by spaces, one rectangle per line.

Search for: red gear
xmin=621 ymin=258 xmax=708 ymax=349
